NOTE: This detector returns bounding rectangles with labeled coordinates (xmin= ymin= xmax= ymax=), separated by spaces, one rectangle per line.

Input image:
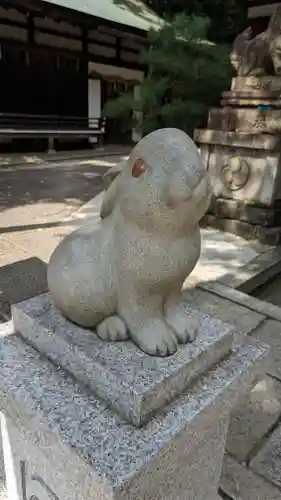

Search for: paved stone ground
xmin=0 ymin=153 xmax=128 ymax=321
xmin=1 ymin=153 xmax=281 ymax=500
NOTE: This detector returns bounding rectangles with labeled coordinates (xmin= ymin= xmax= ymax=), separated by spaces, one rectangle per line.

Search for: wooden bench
xmin=0 ymin=113 xmax=107 ymax=152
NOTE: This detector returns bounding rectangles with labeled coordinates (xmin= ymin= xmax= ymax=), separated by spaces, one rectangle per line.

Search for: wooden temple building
xmin=0 ymin=0 xmax=163 ymax=151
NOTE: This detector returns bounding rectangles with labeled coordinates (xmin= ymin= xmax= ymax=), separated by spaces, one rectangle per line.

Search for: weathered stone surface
xmin=12 ymin=293 xmax=233 ymax=427
xmin=208 ymin=107 xmax=281 ymax=133
xmin=270 ymin=7 xmax=281 ymax=76
xmin=202 ymin=141 xmax=281 ymax=206
xmin=4 ymin=403 xmax=228 ymax=500
xmin=223 ymin=90 xmax=281 ymax=100
xmin=47 ymin=128 xmax=212 ymax=357
xmin=221 ymin=90 xmax=281 ymax=107
xmin=182 ymin=288 xmax=264 ymax=338
xmin=251 ymin=423 xmax=281 ymax=489
xmin=221 ymin=454 xmax=281 ymax=500
xmin=221 ymin=98 xmax=281 ymax=107
xmin=226 ymin=375 xmax=281 ymax=461
xmin=231 ymin=76 xmax=281 ymax=92
xmin=250 ymin=318 xmax=281 ymax=381
xmin=195 ymin=129 xmax=281 ymax=150
xmin=201 ymin=215 xmax=281 ymax=245
xmin=230 ymin=7 xmax=281 ymax=77
xmin=230 ymin=26 xmax=270 ymax=77
xmin=0 ymin=330 xmax=269 ymax=500
xmin=209 ymin=198 xmax=281 ymax=227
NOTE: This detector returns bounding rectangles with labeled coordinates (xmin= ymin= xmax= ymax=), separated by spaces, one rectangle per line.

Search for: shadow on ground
xmin=0 ymin=257 xmax=48 ymax=321
xmin=0 ymin=159 xmax=120 ymax=213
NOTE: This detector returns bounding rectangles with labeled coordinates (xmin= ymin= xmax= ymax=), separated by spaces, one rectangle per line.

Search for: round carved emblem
xmin=220 ymin=157 xmax=250 ymax=191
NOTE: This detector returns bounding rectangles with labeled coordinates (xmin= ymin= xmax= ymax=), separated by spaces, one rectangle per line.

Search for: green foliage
xmin=144 ymin=0 xmax=248 ymax=44
xmin=104 ymin=14 xmax=232 ymax=137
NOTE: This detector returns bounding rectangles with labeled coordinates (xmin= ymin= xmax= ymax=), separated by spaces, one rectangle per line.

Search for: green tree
xmin=104 ymin=14 xmax=232 ymax=137
xmin=145 ymin=0 xmax=248 ymax=44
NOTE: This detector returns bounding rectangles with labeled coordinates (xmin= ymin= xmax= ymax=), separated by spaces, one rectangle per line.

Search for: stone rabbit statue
xmin=48 ymin=128 xmax=211 ymax=356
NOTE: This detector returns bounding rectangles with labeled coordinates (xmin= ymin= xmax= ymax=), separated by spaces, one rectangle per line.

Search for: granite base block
xmin=0 ymin=327 xmax=269 ymax=500
xmin=11 ymin=293 xmax=234 ymax=427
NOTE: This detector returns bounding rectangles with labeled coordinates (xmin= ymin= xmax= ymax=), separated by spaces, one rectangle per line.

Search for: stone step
xmin=194 ymin=129 xmax=281 ymax=150
xmin=221 ymin=98 xmax=281 ymax=107
xmin=11 ymin=293 xmax=234 ymax=427
xmin=221 ymin=91 xmax=281 ymax=108
xmin=231 ymin=76 xmax=281 ymax=93
xmin=226 ymin=375 xmax=281 ymax=462
xmin=251 ymin=422 xmax=281 ymax=490
xmin=208 ymin=108 xmax=281 ymax=133
xmin=221 ymin=454 xmax=281 ymax=500
xmin=201 ymin=214 xmax=281 ymax=246
xmin=208 ymin=198 xmax=281 ymax=228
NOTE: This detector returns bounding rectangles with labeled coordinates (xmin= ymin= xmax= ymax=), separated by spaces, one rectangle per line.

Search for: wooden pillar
xmin=47 ymin=137 xmax=56 ymax=154
xmin=27 ymin=13 xmax=35 ymax=45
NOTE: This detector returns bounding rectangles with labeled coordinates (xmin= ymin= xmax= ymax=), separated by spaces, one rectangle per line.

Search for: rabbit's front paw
xmin=130 ymin=320 xmax=178 ymax=357
xmin=166 ymin=315 xmax=197 ymax=344
xmin=96 ymin=315 xmax=129 ymax=341
xmin=165 ymin=299 xmax=197 ymax=344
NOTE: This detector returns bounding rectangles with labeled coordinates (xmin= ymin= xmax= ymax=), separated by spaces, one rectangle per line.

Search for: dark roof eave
xmin=4 ymin=0 xmax=153 ymax=38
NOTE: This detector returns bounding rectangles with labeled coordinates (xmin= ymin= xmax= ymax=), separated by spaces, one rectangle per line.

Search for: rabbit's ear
xmin=103 ymin=160 xmax=126 ymax=188
xmin=100 ymin=160 xmax=128 ymax=218
xmin=100 ymin=174 xmax=122 ymax=219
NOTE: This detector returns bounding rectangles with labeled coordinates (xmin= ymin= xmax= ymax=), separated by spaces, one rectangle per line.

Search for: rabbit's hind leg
xmin=96 ymin=315 xmax=129 ymax=342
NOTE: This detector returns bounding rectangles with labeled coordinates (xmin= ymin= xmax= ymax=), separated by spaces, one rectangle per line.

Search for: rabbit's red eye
xmin=132 ymin=159 xmax=146 ymax=178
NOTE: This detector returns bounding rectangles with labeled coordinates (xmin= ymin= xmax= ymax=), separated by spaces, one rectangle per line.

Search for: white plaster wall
xmin=88 ymin=79 xmax=101 ymax=119
xmin=132 ymin=84 xmax=142 ymax=143
xmin=88 ymin=62 xmax=144 ymax=143
xmin=88 ymin=79 xmax=101 ymax=143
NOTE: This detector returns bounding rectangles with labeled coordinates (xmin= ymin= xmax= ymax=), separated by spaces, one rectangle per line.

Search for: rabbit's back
xmin=48 ymin=219 xmax=116 ymax=327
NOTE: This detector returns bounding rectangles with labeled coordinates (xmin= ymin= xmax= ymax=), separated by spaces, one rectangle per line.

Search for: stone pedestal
xmin=194 ymin=76 xmax=281 ymax=245
xmin=0 ymin=295 xmax=269 ymax=500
